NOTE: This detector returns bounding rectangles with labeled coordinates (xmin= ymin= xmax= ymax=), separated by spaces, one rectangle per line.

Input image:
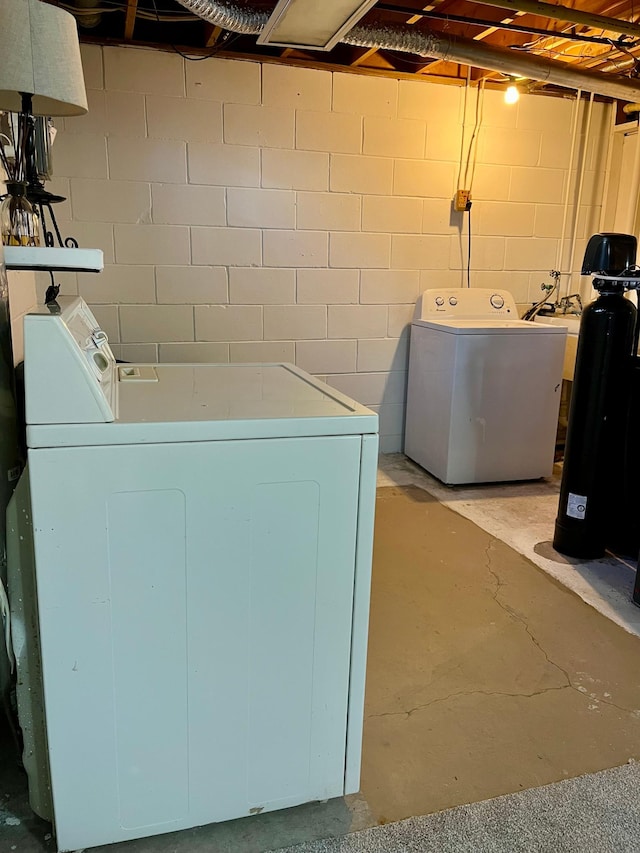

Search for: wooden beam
xmin=351 ymin=46 xmax=381 ymax=66
xmin=418 ymin=57 xmax=463 ymax=76
xmin=204 ymin=24 xmax=223 ymax=48
xmin=124 ymin=0 xmax=138 ymax=41
xmin=470 ymin=0 xmax=640 ymax=39
xmin=78 ymin=34 xmax=468 ymax=86
xmin=406 ymin=3 xmax=437 ymax=24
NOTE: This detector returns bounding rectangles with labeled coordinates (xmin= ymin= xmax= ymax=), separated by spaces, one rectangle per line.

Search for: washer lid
xmin=412 ymin=317 xmax=568 ymax=334
xmin=27 ymin=362 xmax=378 ymax=448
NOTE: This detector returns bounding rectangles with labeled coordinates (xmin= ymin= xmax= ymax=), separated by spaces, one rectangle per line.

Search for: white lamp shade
xmin=0 ymin=0 xmax=87 ymax=116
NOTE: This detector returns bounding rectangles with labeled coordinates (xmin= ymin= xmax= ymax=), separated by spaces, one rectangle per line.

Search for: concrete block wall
xmin=46 ymin=44 xmax=611 ymax=452
xmin=7 ymin=271 xmax=37 ymax=364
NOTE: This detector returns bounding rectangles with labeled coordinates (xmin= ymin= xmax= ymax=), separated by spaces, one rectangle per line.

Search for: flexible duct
xmin=175 ymin=0 xmax=268 ymax=33
xmin=174 ymin=0 xmax=640 ymax=102
xmin=73 ymin=0 xmax=102 ymax=28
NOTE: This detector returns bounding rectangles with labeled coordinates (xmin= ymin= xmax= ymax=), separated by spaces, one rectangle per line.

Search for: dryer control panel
xmin=24 ymin=297 xmax=117 ymax=425
xmin=414 ymin=288 xmax=518 ymax=321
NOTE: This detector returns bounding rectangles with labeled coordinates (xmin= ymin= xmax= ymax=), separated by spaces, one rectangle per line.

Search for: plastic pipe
xmin=567 ymin=93 xmax=594 ymax=299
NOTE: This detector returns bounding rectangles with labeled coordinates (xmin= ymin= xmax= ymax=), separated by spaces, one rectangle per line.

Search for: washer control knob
xmin=435 ymin=296 xmax=445 ymax=306
xmin=449 ymin=296 xmax=458 ymax=306
xmin=490 ymin=293 xmax=505 ymax=309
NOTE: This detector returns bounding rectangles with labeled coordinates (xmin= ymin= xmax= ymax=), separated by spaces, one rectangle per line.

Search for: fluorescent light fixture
xmin=257 ymin=0 xmax=378 ymax=51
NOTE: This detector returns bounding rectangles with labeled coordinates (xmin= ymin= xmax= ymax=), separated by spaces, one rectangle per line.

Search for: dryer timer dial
xmin=490 ymin=293 xmax=505 ymax=309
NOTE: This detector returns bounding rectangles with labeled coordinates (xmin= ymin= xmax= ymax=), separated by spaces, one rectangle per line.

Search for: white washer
xmin=404 ymin=288 xmax=566 ymax=484
xmin=8 ymin=297 xmax=378 ymax=852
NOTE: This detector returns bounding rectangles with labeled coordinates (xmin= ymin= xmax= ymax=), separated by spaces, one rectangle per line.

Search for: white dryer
xmin=7 ymin=297 xmax=378 ymax=852
xmin=404 ymin=288 xmax=566 ymax=484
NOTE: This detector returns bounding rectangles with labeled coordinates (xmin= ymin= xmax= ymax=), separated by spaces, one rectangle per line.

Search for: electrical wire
xmin=463 ymin=78 xmax=485 ymax=193
xmin=375 ymin=2 xmax=635 ymax=48
xmin=59 ymin=1 xmax=199 ymax=21
xmin=149 ymin=0 xmax=239 ymax=59
xmin=467 ymin=79 xmax=485 ymax=193
xmin=170 ymin=35 xmax=241 ymax=60
xmin=456 ymin=68 xmax=471 ymax=192
xmin=511 ymin=42 xmax=635 ymax=74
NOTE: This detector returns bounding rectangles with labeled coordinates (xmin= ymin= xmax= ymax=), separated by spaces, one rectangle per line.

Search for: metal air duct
xmin=175 ymin=0 xmax=640 ymax=101
xmin=471 ymin=0 xmax=640 ymax=40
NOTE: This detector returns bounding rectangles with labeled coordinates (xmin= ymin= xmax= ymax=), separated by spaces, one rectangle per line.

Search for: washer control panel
xmin=24 ymin=297 xmax=118 ymax=425
xmin=414 ymin=288 xmax=517 ymax=321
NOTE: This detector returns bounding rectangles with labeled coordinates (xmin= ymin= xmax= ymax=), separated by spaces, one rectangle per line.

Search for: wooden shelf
xmin=3 ymin=247 xmax=104 ymax=273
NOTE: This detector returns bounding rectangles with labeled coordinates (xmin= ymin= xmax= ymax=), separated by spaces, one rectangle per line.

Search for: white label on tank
xmin=567 ymin=493 xmax=587 ymax=520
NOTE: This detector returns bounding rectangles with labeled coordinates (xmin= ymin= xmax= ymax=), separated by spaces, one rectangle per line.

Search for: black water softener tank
xmin=609 ymin=352 xmax=640 ymax=558
xmin=553 ymin=233 xmax=637 ymax=560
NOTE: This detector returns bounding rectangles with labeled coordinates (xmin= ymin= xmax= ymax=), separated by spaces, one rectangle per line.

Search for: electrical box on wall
xmin=454 ymin=190 xmax=471 ymax=212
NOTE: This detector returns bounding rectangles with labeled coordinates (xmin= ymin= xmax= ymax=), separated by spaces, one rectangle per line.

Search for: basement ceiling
xmin=56 ymin=0 xmax=640 ymax=99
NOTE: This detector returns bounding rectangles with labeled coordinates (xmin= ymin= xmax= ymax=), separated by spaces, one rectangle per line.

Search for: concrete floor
xmin=377 ymin=454 xmax=640 ymax=637
xmin=279 ymin=762 xmax=640 ymax=853
xmin=3 ymin=465 xmax=640 ymax=852
xmin=363 ymin=485 xmax=640 ymax=825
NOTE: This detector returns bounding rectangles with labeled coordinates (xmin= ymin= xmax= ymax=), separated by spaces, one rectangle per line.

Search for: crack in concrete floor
xmin=366 ymin=684 xmax=572 ymax=721
xmin=367 ymin=533 xmax=592 ymax=723
xmin=361 ymin=486 xmax=640 ymax=824
xmin=484 ymin=536 xmax=638 ymax=717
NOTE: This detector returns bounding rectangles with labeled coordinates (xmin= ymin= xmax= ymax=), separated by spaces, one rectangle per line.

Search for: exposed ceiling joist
xmin=474 ymin=0 xmax=640 ymax=38
xmin=63 ymin=0 xmax=640 ymax=102
xmin=124 ymin=0 xmax=138 ymax=40
xmin=351 ymin=46 xmax=382 ymax=65
xmin=204 ymin=24 xmax=223 ymax=46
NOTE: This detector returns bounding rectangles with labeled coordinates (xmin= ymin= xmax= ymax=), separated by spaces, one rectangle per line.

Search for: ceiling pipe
xmin=554 ymin=89 xmax=581 ymax=277
xmin=174 ymin=0 xmax=640 ymax=101
xmin=377 ymin=1 xmax=640 ymax=46
xmin=624 ymin=120 xmax=640 ymax=233
xmin=473 ymin=0 xmax=640 ymax=40
xmin=567 ymin=92 xmax=594 ymax=298
xmin=346 ymin=26 xmax=640 ymax=101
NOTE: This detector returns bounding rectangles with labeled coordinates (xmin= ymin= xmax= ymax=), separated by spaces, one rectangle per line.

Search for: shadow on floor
xmin=0 ymin=714 xmax=371 ymax=853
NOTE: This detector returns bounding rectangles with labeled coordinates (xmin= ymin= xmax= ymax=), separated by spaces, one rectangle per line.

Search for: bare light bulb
xmin=504 ymin=84 xmax=520 ymax=105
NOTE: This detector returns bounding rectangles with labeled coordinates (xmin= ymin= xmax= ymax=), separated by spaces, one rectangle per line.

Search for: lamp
xmin=0 ymin=0 xmax=87 ymax=247
xmin=257 ymin=0 xmax=377 ymax=51
xmin=504 ymin=78 xmax=520 ymax=105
